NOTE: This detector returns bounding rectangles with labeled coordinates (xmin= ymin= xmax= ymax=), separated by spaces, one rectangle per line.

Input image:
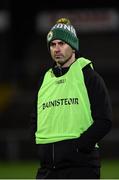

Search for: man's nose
xmin=55 ymin=44 xmax=60 ymax=51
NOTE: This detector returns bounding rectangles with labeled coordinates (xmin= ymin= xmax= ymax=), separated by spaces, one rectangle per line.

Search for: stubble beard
xmin=55 ymin=54 xmax=73 ymax=67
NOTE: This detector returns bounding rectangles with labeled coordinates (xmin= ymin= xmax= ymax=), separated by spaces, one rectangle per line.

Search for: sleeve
xmin=29 ymin=97 xmax=37 ymax=143
xmin=29 ymin=68 xmax=48 ymax=143
xmin=76 ymin=64 xmax=112 ymax=152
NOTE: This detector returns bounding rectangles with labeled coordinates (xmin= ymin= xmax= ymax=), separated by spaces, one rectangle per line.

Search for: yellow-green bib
xmin=35 ymin=57 xmax=94 ymax=144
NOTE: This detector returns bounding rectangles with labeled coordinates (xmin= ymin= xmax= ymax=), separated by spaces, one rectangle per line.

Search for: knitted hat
xmin=47 ymin=18 xmax=79 ymax=51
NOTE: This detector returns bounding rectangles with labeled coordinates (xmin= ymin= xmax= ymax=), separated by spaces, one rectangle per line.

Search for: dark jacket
xmin=30 ymin=59 xmax=112 ymax=169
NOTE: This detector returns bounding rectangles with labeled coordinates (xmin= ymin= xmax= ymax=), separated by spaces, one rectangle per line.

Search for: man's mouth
xmin=55 ymin=54 xmax=63 ymax=58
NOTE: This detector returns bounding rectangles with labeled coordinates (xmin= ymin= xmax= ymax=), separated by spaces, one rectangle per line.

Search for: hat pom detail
xmin=56 ymin=18 xmax=71 ymax=25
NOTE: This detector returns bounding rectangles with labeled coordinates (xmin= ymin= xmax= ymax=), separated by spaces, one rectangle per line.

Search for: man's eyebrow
xmin=50 ymin=42 xmax=56 ymax=45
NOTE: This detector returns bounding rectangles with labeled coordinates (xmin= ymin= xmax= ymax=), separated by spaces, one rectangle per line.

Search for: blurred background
xmin=0 ymin=0 xmax=119 ymax=178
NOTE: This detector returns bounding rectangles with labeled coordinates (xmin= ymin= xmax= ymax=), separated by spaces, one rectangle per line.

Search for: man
xmin=31 ymin=18 xmax=112 ymax=179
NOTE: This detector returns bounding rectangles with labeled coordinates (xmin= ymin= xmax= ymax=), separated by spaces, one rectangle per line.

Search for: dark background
xmin=0 ymin=0 xmax=119 ymax=161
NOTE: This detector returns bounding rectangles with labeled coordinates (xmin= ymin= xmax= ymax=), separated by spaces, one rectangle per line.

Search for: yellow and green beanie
xmin=47 ymin=18 xmax=79 ymax=51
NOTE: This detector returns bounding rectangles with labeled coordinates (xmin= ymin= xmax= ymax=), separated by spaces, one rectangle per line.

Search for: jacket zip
xmin=52 ymin=143 xmax=56 ymax=168
xmin=58 ymin=66 xmax=62 ymax=76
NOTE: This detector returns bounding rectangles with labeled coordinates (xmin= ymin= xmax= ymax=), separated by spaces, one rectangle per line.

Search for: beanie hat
xmin=47 ymin=18 xmax=79 ymax=52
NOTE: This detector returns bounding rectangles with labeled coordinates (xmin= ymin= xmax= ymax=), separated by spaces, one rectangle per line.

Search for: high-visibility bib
xmin=36 ymin=57 xmax=94 ymax=144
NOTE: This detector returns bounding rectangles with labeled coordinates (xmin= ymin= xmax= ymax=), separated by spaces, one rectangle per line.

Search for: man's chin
xmin=56 ymin=59 xmax=65 ymax=64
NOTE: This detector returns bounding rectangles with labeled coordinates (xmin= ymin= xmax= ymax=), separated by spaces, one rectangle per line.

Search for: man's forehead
xmin=51 ymin=39 xmax=65 ymax=43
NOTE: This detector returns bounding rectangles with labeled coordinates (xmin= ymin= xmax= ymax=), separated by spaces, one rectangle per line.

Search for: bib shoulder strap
xmin=77 ymin=57 xmax=93 ymax=69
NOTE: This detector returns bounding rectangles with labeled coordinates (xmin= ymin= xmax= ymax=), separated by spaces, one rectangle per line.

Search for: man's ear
xmin=72 ymin=49 xmax=75 ymax=53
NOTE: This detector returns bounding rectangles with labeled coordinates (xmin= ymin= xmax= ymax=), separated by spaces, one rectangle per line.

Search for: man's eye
xmin=50 ymin=43 xmax=55 ymax=47
xmin=59 ymin=42 xmax=65 ymax=46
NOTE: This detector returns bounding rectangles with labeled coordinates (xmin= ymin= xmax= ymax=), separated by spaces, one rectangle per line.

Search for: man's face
xmin=50 ymin=40 xmax=74 ymax=67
